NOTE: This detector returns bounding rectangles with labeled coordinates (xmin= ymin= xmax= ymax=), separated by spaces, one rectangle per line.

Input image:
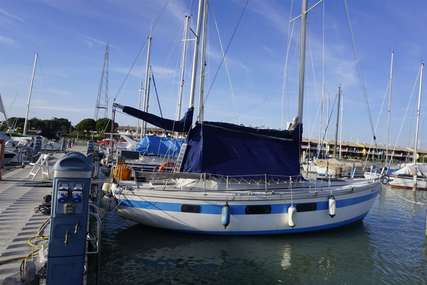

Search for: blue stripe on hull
xmin=120 ymin=191 xmax=378 ymax=215
xmin=173 ymin=212 xmax=369 ymax=235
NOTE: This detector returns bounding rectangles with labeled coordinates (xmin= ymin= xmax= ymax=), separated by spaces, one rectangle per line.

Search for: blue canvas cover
xmin=180 ymin=122 xmax=301 ymax=177
xmin=135 ymin=135 xmax=183 ymax=158
xmin=121 ymin=105 xmax=193 ymax=133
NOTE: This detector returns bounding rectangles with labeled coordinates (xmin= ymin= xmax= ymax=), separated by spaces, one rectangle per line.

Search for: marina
xmin=0 ymin=0 xmax=427 ymax=284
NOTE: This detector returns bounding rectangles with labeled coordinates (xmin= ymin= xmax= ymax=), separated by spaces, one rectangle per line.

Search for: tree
xmin=75 ymin=118 xmax=96 ymax=133
xmin=95 ymin=118 xmax=118 ymax=133
xmin=4 ymin=117 xmax=25 ymax=132
xmin=41 ymin=117 xmax=72 ymax=139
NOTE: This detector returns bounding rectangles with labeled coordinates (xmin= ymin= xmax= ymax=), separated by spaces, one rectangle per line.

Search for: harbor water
xmin=98 ymin=187 xmax=427 ymax=285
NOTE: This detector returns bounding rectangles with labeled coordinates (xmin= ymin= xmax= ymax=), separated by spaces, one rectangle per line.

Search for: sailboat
xmin=110 ymin=0 xmax=380 ymax=234
xmin=388 ymin=63 xmax=427 ymax=190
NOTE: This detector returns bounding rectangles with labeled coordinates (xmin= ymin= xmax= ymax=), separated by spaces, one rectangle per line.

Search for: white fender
xmin=221 ymin=203 xmax=230 ymax=228
xmin=328 ymin=195 xmax=336 ymax=217
xmin=288 ymin=205 xmax=296 ymax=228
xmin=111 ymin=183 xmax=122 ymax=195
xmin=102 ymin=182 xmax=111 ymax=193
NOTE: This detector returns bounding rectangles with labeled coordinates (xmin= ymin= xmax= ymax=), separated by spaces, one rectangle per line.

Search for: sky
xmin=0 ymin=0 xmax=426 ymax=150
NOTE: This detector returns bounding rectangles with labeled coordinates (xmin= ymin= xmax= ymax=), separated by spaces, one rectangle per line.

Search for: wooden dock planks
xmin=0 ymin=167 xmax=51 ymax=282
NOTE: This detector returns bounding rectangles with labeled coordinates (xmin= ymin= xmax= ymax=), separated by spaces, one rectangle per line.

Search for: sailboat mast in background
xmin=385 ymin=51 xmax=394 ymax=163
xmin=141 ymin=35 xmax=152 ymax=138
xmin=23 ymin=52 xmax=38 ymax=136
xmin=176 ymin=16 xmax=191 ymax=120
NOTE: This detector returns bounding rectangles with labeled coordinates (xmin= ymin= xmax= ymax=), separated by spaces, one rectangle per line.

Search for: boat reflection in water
xmin=99 ymin=187 xmax=427 ymax=285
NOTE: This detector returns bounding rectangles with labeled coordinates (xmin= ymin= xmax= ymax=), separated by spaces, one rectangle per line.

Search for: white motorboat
xmin=388 ymin=163 xmax=427 ymax=190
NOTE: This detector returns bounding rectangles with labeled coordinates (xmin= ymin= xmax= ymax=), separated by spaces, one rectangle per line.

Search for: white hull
xmin=389 ymin=176 xmax=427 ymax=190
xmin=114 ymin=180 xmax=379 ymax=235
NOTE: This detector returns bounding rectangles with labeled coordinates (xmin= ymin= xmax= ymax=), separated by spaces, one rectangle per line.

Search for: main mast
xmin=188 ymin=0 xmax=205 ymax=109
xmin=296 ymin=0 xmax=308 ymax=125
xmin=198 ymin=0 xmax=208 ymax=122
xmin=23 ymin=52 xmax=38 ymax=136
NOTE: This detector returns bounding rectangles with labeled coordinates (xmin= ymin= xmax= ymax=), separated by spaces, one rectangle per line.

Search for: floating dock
xmin=0 ymin=167 xmax=51 ymax=282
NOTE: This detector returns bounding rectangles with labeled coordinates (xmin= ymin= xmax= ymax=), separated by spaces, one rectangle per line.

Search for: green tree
xmin=95 ymin=118 xmax=118 ymax=133
xmin=75 ymin=118 xmax=96 ymax=133
xmin=41 ymin=117 xmax=72 ymax=139
xmin=4 ymin=117 xmax=25 ymax=132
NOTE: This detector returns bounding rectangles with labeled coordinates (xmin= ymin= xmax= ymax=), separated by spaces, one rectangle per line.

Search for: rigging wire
xmin=107 ymin=0 xmax=173 ymax=137
xmin=343 ymin=0 xmax=377 ymax=146
xmin=112 ymin=0 xmax=173 ymax=103
xmin=151 ymin=68 xmax=163 ymax=118
xmin=212 ymin=8 xmax=238 ymax=121
xmin=307 ymin=34 xmax=322 ymax=140
xmin=321 ymin=90 xmax=339 ymax=144
xmin=318 ymin=0 xmax=326 ymax=158
xmin=204 ymin=0 xmax=249 ymax=102
xmin=388 ymin=68 xmax=421 ymax=166
xmin=281 ymin=0 xmax=295 ymax=128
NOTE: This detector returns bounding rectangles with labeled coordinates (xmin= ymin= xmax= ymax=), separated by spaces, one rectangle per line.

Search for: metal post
xmin=109 ymin=106 xmax=116 ymax=155
xmin=198 ymin=0 xmax=208 ymax=123
xmin=334 ymin=86 xmax=341 ymax=158
xmin=177 ymin=16 xmax=191 ymax=120
xmin=188 ymin=0 xmax=205 ymax=108
xmin=296 ymin=0 xmax=308 ymax=124
xmin=23 ymin=52 xmax=38 ymax=136
xmin=141 ymin=36 xmax=152 ymax=138
xmin=339 ymin=90 xmax=344 ymax=159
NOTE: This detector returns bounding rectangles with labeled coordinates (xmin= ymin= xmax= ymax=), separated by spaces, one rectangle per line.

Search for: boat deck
xmin=0 ymin=166 xmax=51 ymax=282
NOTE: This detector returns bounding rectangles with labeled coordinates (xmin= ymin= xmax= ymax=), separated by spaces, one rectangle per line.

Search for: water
xmin=97 ymin=188 xmax=427 ymax=285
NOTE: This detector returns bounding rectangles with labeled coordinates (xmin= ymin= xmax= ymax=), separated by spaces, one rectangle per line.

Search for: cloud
xmin=82 ymin=35 xmax=108 ymax=48
xmin=245 ymin=0 xmax=289 ymax=34
xmin=0 ymin=8 xmax=24 ymax=23
xmin=112 ymin=65 xmax=176 ymax=78
xmin=151 ymin=65 xmax=176 ymax=77
xmin=165 ymin=0 xmax=188 ymax=23
xmin=0 ymin=35 xmax=16 ymax=46
xmin=207 ymin=47 xmax=249 ymax=72
xmin=32 ymin=104 xmax=91 ymax=113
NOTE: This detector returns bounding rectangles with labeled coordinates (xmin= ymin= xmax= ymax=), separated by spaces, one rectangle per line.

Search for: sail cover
xmin=121 ymin=105 xmax=193 ymax=133
xmin=180 ymin=122 xmax=301 ymax=177
xmin=135 ymin=135 xmax=183 ymax=158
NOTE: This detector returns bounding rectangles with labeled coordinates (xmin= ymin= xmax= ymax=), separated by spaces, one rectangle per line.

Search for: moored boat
xmin=110 ymin=0 xmax=380 ymax=235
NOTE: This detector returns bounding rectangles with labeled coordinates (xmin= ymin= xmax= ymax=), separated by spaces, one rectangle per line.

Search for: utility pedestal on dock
xmin=47 ymin=152 xmax=92 ymax=285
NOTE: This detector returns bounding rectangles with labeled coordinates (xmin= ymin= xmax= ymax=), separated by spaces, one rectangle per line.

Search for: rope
xmin=343 ymin=0 xmax=377 ymax=146
xmin=204 ymin=0 xmax=249 ymax=102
